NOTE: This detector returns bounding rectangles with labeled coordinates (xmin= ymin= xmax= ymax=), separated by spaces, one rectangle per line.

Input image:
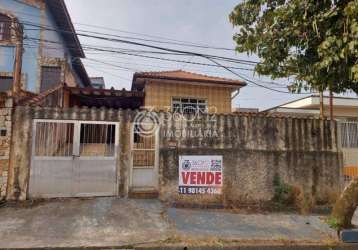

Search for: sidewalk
xmin=0 ymin=197 xmax=355 ymax=249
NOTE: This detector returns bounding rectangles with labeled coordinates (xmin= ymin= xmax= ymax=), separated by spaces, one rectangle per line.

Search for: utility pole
xmin=12 ymin=19 xmax=23 ymax=97
xmin=319 ymin=91 xmax=324 ymax=119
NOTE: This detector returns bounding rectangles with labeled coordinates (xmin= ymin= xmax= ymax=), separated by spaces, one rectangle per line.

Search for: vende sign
xmin=179 ymin=155 xmax=223 ymax=195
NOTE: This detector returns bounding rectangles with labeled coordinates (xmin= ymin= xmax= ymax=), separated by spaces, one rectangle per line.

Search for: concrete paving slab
xmin=167 ymin=208 xmax=337 ymax=242
xmin=0 ymin=198 xmax=170 ymax=249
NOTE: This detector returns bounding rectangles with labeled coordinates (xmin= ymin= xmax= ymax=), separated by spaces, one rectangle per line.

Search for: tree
xmin=330 ymin=179 xmax=358 ymax=230
xmin=229 ymin=0 xmax=358 ymax=93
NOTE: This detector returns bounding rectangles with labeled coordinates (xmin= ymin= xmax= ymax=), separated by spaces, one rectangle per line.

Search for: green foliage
xmin=229 ymin=0 xmax=358 ymax=93
xmin=326 ymin=216 xmax=341 ymax=230
xmin=272 ymin=174 xmax=294 ymax=206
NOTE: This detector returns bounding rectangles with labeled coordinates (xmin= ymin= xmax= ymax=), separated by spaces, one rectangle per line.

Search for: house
xmin=90 ymin=77 xmax=106 ymax=89
xmin=263 ymin=95 xmax=358 ymax=119
xmin=132 ymin=70 xmax=246 ymax=114
xmin=0 ymin=0 xmax=91 ymax=199
xmin=18 ymin=70 xmax=247 ymax=112
xmin=0 ymin=0 xmax=90 ymax=93
xmin=263 ymin=95 xmax=358 ymax=183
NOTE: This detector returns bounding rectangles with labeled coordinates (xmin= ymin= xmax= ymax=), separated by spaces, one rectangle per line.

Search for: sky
xmin=64 ymin=0 xmax=314 ymax=111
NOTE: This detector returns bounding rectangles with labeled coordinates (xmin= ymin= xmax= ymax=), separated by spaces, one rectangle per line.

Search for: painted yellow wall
xmin=144 ymin=80 xmax=234 ymax=114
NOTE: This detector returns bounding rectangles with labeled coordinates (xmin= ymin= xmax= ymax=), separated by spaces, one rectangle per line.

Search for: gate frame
xmin=129 ymin=124 xmax=160 ymax=191
xmin=29 ymin=119 xmax=120 ymax=198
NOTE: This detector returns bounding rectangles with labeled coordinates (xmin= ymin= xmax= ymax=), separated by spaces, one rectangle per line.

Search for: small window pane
xmin=40 ymin=66 xmax=62 ymax=92
xmin=80 ymin=124 xmax=116 ymax=156
xmin=0 ymin=14 xmax=11 ymax=41
xmin=35 ymin=122 xmax=74 ymax=157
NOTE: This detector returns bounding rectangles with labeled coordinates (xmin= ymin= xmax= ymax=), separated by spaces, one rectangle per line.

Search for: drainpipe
xmin=231 ymin=89 xmax=241 ymax=100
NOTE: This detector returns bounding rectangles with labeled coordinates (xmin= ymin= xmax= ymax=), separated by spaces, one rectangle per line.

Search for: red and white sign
xmin=179 ymin=155 xmax=223 ymax=195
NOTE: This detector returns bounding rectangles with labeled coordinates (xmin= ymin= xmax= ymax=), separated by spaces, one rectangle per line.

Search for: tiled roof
xmin=132 ymin=70 xmax=246 ymax=89
xmin=18 ymin=83 xmax=65 ymax=106
xmin=18 ymin=83 xmax=144 ymax=108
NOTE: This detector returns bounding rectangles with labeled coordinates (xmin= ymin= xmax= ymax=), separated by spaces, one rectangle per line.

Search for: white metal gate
xmin=339 ymin=121 xmax=358 ymax=185
xmin=29 ymin=120 xmax=119 ymax=198
xmin=130 ymin=127 xmax=159 ymax=191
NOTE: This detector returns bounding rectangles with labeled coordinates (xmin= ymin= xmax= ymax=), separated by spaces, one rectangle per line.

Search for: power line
xmin=8 ymin=8 xmax=236 ymax=51
xmin=18 ymin=20 xmax=259 ymax=65
xmin=13 ymin=19 xmax=311 ymax=93
xmin=23 ymin=38 xmax=299 ymax=92
xmin=204 ymin=56 xmax=316 ymax=94
xmin=23 ymin=38 xmax=257 ymax=71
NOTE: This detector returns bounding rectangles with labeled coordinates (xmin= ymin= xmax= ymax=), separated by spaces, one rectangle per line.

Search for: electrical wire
xmin=7 ymin=9 xmax=237 ymax=51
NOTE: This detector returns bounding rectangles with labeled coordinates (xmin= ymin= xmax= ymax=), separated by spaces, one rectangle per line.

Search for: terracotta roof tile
xmin=18 ymin=83 xmax=65 ymax=106
xmin=133 ymin=70 xmax=246 ymax=87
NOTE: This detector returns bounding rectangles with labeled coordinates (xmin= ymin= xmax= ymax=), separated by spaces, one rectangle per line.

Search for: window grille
xmin=172 ymin=97 xmax=207 ymax=114
xmin=0 ymin=14 xmax=11 ymax=41
xmin=34 ymin=122 xmax=74 ymax=157
xmin=80 ymin=124 xmax=116 ymax=157
xmin=341 ymin=122 xmax=358 ymax=148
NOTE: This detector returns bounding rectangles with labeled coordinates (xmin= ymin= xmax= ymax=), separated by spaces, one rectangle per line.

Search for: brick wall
xmin=0 ymin=94 xmax=12 ymax=199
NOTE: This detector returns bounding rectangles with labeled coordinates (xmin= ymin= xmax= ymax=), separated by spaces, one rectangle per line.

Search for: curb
xmin=135 ymin=244 xmax=358 ymax=250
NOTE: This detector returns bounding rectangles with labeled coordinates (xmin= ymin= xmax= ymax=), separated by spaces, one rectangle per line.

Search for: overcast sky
xmin=64 ymin=0 xmax=313 ymax=110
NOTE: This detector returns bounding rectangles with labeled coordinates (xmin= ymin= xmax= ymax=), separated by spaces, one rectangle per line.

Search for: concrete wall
xmin=5 ymin=107 xmax=343 ymax=207
xmin=157 ymin=113 xmax=343 ymax=206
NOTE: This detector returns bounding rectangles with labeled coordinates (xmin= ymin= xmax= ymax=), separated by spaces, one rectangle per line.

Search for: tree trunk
xmin=331 ymin=179 xmax=358 ymax=229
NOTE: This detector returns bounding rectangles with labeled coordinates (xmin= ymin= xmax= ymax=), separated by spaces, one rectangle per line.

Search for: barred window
xmin=0 ymin=14 xmax=11 ymax=41
xmin=172 ymin=97 xmax=207 ymax=114
xmin=341 ymin=122 xmax=358 ymax=148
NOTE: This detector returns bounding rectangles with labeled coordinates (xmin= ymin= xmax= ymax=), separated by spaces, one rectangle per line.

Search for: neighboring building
xmin=132 ymin=70 xmax=246 ymax=114
xmin=263 ymin=95 xmax=358 ymax=119
xmin=90 ymin=77 xmax=106 ymax=89
xmin=0 ymin=0 xmax=90 ymax=93
xmin=263 ymin=94 xmax=358 ymax=183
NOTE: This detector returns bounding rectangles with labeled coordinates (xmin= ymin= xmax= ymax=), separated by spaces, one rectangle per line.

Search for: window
xmin=341 ymin=122 xmax=358 ymax=148
xmin=40 ymin=66 xmax=62 ymax=92
xmin=0 ymin=76 xmax=13 ymax=92
xmin=0 ymin=14 xmax=11 ymax=41
xmin=172 ymin=97 xmax=208 ymax=114
xmin=34 ymin=122 xmax=74 ymax=157
xmin=80 ymin=124 xmax=116 ymax=157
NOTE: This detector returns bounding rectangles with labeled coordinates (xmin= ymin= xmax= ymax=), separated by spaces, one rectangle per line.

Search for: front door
xmin=29 ymin=120 xmax=119 ymax=198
